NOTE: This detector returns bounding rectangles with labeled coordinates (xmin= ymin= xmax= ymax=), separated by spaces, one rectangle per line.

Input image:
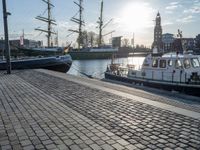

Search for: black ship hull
xmin=105 ymin=72 xmax=200 ymax=97
xmin=17 ymin=47 xmax=64 ymax=57
xmin=68 ymin=51 xmax=116 ymax=60
xmin=0 ymin=55 xmax=72 ymax=73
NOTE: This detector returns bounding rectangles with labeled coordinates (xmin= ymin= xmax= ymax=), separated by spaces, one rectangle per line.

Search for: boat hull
xmin=17 ymin=47 xmax=63 ymax=57
xmin=0 ymin=55 xmax=72 ymax=73
xmin=105 ymin=72 xmax=200 ymax=97
xmin=68 ymin=51 xmax=116 ymax=60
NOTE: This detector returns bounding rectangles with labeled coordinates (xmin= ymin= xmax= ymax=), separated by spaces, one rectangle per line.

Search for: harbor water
xmin=68 ymin=57 xmax=145 ymax=79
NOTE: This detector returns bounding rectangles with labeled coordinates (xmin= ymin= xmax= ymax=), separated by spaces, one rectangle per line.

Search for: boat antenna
xmin=35 ymin=0 xmax=57 ymax=47
xmin=69 ymin=0 xmax=85 ymax=51
xmin=177 ymin=29 xmax=185 ymax=53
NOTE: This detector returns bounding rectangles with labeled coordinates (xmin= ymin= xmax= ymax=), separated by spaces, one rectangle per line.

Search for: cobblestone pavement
xmin=0 ymin=70 xmax=200 ymax=150
xmin=39 ymin=69 xmax=200 ymax=114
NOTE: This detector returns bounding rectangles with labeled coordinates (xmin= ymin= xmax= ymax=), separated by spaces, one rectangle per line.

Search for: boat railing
xmin=107 ymin=63 xmax=128 ymax=77
xmin=127 ymin=64 xmax=135 ymax=69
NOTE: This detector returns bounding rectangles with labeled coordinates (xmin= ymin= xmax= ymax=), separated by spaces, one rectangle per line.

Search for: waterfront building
xmin=173 ymin=39 xmax=183 ymax=53
xmin=181 ymin=38 xmax=195 ymax=50
xmin=162 ymin=33 xmax=175 ymax=52
xmin=0 ymin=39 xmax=42 ymax=50
xmin=194 ymin=34 xmax=200 ymax=54
xmin=173 ymin=38 xmax=195 ymax=53
xmin=195 ymin=34 xmax=200 ymax=48
xmin=152 ymin=12 xmax=163 ymax=53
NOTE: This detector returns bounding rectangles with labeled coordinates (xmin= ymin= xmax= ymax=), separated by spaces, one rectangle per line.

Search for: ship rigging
xmin=69 ymin=0 xmax=85 ymax=50
xmin=35 ymin=0 xmax=57 ymax=47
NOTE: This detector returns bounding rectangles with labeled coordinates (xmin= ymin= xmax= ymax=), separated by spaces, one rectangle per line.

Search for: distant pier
xmin=0 ymin=69 xmax=200 ymax=149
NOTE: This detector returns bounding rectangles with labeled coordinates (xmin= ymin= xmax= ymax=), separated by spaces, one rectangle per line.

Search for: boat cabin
xmin=128 ymin=53 xmax=200 ymax=84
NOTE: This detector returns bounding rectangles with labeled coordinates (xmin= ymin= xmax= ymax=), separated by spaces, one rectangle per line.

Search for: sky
xmin=0 ymin=0 xmax=200 ymax=47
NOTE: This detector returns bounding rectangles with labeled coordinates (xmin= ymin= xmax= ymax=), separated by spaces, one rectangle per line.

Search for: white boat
xmin=105 ymin=53 xmax=200 ymax=96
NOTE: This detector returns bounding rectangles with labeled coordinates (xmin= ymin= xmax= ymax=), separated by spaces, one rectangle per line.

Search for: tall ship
xmin=0 ymin=0 xmax=72 ymax=73
xmin=68 ymin=0 xmax=119 ymax=60
xmin=17 ymin=0 xmax=66 ymax=57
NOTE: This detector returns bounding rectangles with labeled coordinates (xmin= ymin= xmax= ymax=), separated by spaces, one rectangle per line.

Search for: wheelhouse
xmin=128 ymin=53 xmax=200 ymax=83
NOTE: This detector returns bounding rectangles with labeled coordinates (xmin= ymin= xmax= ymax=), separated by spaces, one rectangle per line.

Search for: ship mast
xmin=97 ymin=0 xmax=113 ymax=47
xmin=69 ymin=0 xmax=85 ymax=50
xmin=98 ymin=0 xmax=103 ymax=47
xmin=35 ymin=0 xmax=56 ymax=47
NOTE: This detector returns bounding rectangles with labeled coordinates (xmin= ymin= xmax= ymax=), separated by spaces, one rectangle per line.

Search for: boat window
xmin=175 ymin=59 xmax=183 ymax=69
xmin=159 ymin=60 xmax=166 ymax=68
xmin=191 ymin=58 xmax=200 ymax=68
xmin=183 ymin=59 xmax=190 ymax=69
xmin=168 ymin=59 xmax=172 ymax=67
xmin=152 ymin=59 xmax=158 ymax=68
xmin=143 ymin=59 xmax=149 ymax=67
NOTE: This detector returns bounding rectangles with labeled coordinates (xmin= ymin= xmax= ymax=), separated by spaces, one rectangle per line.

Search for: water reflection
xmin=68 ymin=57 xmax=145 ymax=79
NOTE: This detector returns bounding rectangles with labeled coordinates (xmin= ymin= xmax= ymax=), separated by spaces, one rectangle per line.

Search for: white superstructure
xmin=128 ymin=53 xmax=200 ymax=84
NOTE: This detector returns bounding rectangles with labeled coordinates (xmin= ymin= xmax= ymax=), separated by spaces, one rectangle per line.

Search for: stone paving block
xmin=57 ymin=144 xmax=69 ymax=150
xmin=135 ymin=143 xmax=146 ymax=149
xmin=101 ymin=144 xmax=115 ymax=150
xmin=126 ymin=144 xmax=139 ymax=150
xmin=89 ymin=143 xmax=102 ymax=150
xmin=83 ymin=148 xmax=92 ymax=150
xmin=35 ymin=144 xmax=45 ymax=149
xmin=90 ymin=136 xmax=100 ymax=141
xmin=70 ymin=144 xmax=82 ymax=150
xmin=78 ymin=143 xmax=89 ymax=149
xmin=84 ymin=139 xmax=94 ymax=145
xmin=74 ymin=139 xmax=84 ymax=145
xmin=12 ymin=144 xmax=22 ymax=150
xmin=117 ymin=139 xmax=129 ymax=146
xmin=112 ymin=143 xmax=124 ymax=150
xmin=42 ymin=139 xmax=53 ymax=145
xmin=45 ymin=143 xmax=57 ymax=149
xmin=23 ymin=145 xmax=35 ymax=150
xmin=1 ymin=145 xmax=12 ymax=150
xmin=64 ymin=139 xmax=74 ymax=146
xmin=106 ymin=139 xmax=116 ymax=145
xmin=20 ymin=140 xmax=32 ymax=147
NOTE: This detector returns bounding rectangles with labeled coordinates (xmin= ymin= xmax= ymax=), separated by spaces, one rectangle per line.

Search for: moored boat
xmin=105 ymin=53 xmax=200 ymax=96
xmin=0 ymin=55 xmax=72 ymax=73
xmin=69 ymin=46 xmax=118 ymax=60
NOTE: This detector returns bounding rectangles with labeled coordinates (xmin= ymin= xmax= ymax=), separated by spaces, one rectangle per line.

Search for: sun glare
xmin=119 ymin=2 xmax=154 ymax=32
